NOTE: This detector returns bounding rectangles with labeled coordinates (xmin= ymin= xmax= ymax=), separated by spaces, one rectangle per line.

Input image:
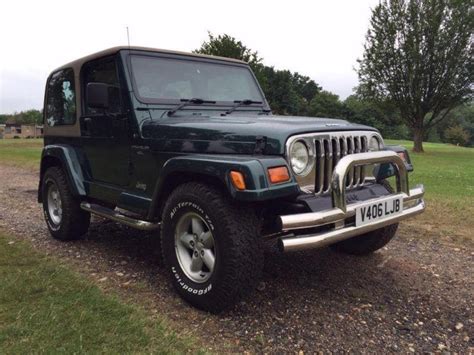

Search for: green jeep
xmin=39 ymin=46 xmax=425 ymax=313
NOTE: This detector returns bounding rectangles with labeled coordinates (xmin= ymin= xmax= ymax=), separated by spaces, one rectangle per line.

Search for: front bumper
xmin=278 ymin=151 xmax=425 ymax=252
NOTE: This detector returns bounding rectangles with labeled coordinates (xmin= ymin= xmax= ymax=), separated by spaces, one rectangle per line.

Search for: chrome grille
xmin=286 ymin=131 xmax=383 ymax=195
xmin=315 ymin=135 xmax=368 ymax=193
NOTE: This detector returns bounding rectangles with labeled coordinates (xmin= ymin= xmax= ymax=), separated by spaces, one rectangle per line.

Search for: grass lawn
xmin=386 ymin=140 xmax=474 ymax=203
xmin=386 ymin=140 xmax=474 ymax=244
xmin=0 ymin=138 xmax=43 ymax=171
xmin=0 ymin=231 xmax=199 ymax=353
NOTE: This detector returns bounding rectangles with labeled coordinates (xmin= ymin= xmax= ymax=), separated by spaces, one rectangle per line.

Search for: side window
xmin=46 ymin=68 xmax=76 ymax=126
xmin=83 ymin=57 xmax=122 ymax=115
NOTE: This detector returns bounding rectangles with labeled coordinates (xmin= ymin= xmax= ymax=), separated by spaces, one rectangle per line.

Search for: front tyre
xmin=161 ymin=182 xmax=263 ymax=313
xmin=330 ymin=223 xmax=398 ymax=255
xmin=42 ymin=167 xmax=90 ymax=241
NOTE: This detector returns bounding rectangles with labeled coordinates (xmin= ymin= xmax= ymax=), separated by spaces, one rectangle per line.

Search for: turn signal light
xmin=230 ymin=171 xmax=246 ymax=190
xmin=268 ymin=166 xmax=290 ymax=184
xmin=397 ymin=152 xmax=408 ymax=163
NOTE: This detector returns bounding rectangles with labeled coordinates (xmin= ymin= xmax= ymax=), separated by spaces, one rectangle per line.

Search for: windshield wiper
xmin=167 ymin=98 xmax=216 ymax=116
xmin=224 ymin=99 xmax=263 ymax=115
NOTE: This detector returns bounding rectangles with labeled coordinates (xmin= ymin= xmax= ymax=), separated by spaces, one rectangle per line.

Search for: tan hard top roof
xmin=54 ymin=46 xmax=247 ymax=73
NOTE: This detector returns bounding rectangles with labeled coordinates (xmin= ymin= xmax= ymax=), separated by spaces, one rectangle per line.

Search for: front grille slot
xmin=312 ymin=134 xmax=370 ymax=195
xmin=315 ymin=140 xmax=324 ymax=194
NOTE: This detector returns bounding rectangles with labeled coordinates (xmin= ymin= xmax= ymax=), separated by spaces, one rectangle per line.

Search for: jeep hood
xmin=141 ymin=114 xmax=377 ymax=155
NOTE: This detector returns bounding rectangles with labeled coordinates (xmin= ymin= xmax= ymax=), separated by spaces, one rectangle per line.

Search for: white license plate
xmin=355 ymin=195 xmax=403 ymax=227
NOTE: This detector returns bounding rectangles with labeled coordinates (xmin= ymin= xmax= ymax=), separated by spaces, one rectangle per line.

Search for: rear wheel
xmin=330 ymin=180 xmax=398 ymax=255
xmin=42 ymin=167 xmax=90 ymax=241
xmin=161 ymin=182 xmax=263 ymax=313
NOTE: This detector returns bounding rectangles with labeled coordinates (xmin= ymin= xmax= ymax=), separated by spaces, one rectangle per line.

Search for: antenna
xmin=124 ymin=25 xmax=142 ymax=129
xmin=126 ymin=26 xmax=131 ymax=48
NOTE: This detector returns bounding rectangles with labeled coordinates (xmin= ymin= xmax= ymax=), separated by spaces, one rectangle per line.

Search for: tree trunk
xmin=413 ymin=128 xmax=424 ymax=153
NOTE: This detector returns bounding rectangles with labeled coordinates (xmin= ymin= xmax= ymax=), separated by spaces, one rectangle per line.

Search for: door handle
xmin=82 ymin=117 xmax=92 ymax=135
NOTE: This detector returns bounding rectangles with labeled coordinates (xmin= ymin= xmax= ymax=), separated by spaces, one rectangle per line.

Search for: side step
xmin=80 ymin=202 xmax=161 ymax=231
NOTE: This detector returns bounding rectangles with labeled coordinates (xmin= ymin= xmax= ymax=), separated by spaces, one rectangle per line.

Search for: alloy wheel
xmin=174 ymin=212 xmax=216 ymax=283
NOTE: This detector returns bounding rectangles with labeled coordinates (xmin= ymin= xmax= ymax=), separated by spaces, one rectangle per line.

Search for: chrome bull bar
xmin=279 ymin=151 xmax=425 ymax=252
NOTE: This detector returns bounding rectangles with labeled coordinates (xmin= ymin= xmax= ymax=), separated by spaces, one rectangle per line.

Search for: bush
xmin=444 ymin=125 xmax=471 ymax=146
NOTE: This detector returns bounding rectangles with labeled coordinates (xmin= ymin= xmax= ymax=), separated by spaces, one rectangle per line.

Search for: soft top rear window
xmin=45 ymin=68 xmax=76 ymax=126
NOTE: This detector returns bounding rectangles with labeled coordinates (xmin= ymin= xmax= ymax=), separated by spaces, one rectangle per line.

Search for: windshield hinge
xmin=254 ymin=136 xmax=267 ymax=155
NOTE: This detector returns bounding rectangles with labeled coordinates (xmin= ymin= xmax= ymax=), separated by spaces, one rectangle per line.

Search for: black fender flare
xmin=38 ymin=144 xmax=86 ymax=202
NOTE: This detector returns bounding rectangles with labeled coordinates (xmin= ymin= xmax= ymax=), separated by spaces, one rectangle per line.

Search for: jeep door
xmin=80 ymin=55 xmax=131 ymax=187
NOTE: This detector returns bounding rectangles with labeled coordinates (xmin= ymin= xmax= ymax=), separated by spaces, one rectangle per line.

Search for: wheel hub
xmin=47 ymin=183 xmax=62 ymax=225
xmin=174 ymin=212 xmax=216 ymax=283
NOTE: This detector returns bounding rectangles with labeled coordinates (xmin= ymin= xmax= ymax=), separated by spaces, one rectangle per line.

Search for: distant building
xmin=3 ymin=118 xmax=43 ymax=139
xmin=20 ymin=124 xmax=44 ymax=138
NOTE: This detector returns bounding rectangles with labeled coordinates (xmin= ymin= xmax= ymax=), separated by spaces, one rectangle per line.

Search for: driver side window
xmin=83 ymin=57 xmax=122 ymax=115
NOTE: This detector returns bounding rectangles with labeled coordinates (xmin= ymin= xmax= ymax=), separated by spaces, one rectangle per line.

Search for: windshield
xmin=130 ymin=55 xmax=264 ymax=104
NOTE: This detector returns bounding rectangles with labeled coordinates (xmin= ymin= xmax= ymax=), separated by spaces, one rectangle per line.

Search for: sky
xmin=0 ymin=0 xmax=378 ymax=114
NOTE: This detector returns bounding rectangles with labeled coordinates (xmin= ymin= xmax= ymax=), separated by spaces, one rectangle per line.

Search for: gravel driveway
xmin=0 ymin=164 xmax=472 ymax=353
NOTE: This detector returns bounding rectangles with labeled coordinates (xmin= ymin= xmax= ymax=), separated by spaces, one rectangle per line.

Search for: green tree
xmin=343 ymin=92 xmax=409 ymax=139
xmin=0 ymin=109 xmax=42 ymax=125
xmin=194 ymin=32 xmax=264 ymax=76
xmin=358 ymin=0 xmax=473 ymax=152
xmin=19 ymin=109 xmax=43 ymax=124
xmin=308 ymin=91 xmax=345 ymax=118
xmin=194 ymin=32 xmax=321 ymax=116
xmin=291 ymin=73 xmax=321 ymax=102
xmin=260 ymin=67 xmax=300 ymax=114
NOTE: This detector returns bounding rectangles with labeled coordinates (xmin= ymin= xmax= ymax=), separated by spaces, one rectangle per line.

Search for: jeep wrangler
xmin=39 ymin=46 xmax=425 ymax=313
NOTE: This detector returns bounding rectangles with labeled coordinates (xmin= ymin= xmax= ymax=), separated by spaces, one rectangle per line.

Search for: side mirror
xmin=86 ymin=82 xmax=109 ymax=109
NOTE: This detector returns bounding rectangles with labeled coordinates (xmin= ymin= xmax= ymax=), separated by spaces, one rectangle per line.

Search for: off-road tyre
xmin=42 ymin=166 xmax=90 ymax=241
xmin=161 ymin=182 xmax=263 ymax=313
xmin=330 ymin=180 xmax=398 ymax=255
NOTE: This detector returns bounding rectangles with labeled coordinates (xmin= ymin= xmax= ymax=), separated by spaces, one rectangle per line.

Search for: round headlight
xmin=290 ymin=141 xmax=310 ymax=175
xmin=369 ymin=136 xmax=381 ymax=151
